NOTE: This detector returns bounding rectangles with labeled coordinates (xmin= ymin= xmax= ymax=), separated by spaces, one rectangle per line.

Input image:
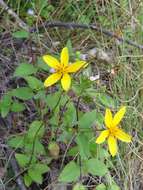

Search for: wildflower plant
xmin=0 ymin=46 xmax=132 ymax=189
xmin=96 ymin=107 xmax=131 ymax=156
xmin=43 ymin=47 xmax=86 ymax=91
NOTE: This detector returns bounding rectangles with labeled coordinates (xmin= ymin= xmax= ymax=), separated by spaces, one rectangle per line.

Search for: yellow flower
xmin=96 ymin=106 xmax=132 ymax=157
xmin=43 ymin=47 xmax=86 ymax=91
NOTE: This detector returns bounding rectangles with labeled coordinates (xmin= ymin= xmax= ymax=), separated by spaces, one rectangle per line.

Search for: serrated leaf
xmin=64 ymin=102 xmax=76 ymax=126
xmin=86 ymin=159 xmax=108 ymax=176
xmin=14 ymin=63 xmax=37 ymax=77
xmin=76 ymin=134 xmax=91 ymax=159
xmin=78 ymin=110 xmax=97 ymax=129
xmin=27 ymin=121 xmax=44 ymax=140
xmin=12 ymin=87 xmax=34 ymax=100
xmin=24 ymin=174 xmax=32 ymax=187
xmin=25 ymin=139 xmax=45 ymax=155
xmin=34 ymin=163 xmax=50 ymax=174
xmin=59 ymin=161 xmax=80 ymax=182
xmin=12 ymin=30 xmax=29 ymax=39
xmin=24 ymin=76 xmax=43 ymax=90
xmin=11 ymin=102 xmax=25 ymax=112
xmin=89 ymin=141 xmax=97 ymax=156
xmin=15 ymin=153 xmax=30 ymax=167
xmin=0 ymin=93 xmax=12 ymax=117
xmin=8 ymin=136 xmax=24 ymax=148
xmin=28 ymin=168 xmax=43 ymax=184
xmin=0 ymin=106 xmax=10 ymax=118
xmin=0 ymin=93 xmax=12 ymax=106
xmin=46 ymin=91 xmax=61 ymax=109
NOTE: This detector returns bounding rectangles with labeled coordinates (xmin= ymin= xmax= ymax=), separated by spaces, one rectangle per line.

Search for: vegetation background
xmin=0 ymin=0 xmax=143 ymax=190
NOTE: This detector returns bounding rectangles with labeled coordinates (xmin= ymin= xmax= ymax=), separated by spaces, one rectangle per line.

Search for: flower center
xmin=109 ymin=127 xmax=118 ymax=137
xmin=56 ymin=64 xmax=68 ymax=74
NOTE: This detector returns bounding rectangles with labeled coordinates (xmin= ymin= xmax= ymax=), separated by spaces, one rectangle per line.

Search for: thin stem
xmin=27 ymin=123 xmax=43 ymax=166
xmin=75 ymin=96 xmax=82 ymax=180
xmin=50 ymin=90 xmax=64 ymax=116
xmin=76 ymin=96 xmax=81 ymax=123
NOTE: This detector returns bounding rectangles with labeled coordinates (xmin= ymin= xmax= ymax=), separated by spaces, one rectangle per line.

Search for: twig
xmin=0 ymin=0 xmax=29 ymax=31
xmin=1 ymin=0 xmax=143 ymax=50
xmin=60 ymin=134 xmax=76 ymax=169
xmin=6 ymin=149 xmax=27 ymax=190
xmin=30 ymin=21 xmax=143 ymax=50
xmin=0 ymin=117 xmax=27 ymax=190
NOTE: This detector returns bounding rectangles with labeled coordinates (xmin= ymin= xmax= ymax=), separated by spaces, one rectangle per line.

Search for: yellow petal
xmin=67 ymin=61 xmax=86 ymax=73
xmin=43 ymin=55 xmax=60 ymax=69
xmin=108 ymin=135 xmax=118 ymax=156
xmin=96 ymin=130 xmax=109 ymax=144
xmin=113 ymin=106 xmax=126 ymax=126
xmin=44 ymin=73 xmax=62 ymax=87
xmin=61 ymin=73 xmax=71 ymax=91
xmin=61 ymin=47 xmax=69 ymax=66
xmin=115 ymin=128 xmax=131 ymax=142
xmin=105 ymin=109 xmax=113 ymax=128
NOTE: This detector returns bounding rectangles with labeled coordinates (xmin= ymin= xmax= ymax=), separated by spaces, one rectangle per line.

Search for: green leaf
xmin=79 ymin=15 xmax=90 ymax=24
xmin=14 ymin=63 xmax=37 ymax=77
xmin=86 ymin=159 xmax=108 ymax=176
xmin=68 ymin=146 xmax=78 ymax=156
xmin=12 ymin=30 xmax=29 ymax=39
xmin=46 ymin=91 xmax=61 ymax=109
xmin=0 ymin=93 xmax=12 ymax=106
xmin=8 ymin=136 xmax=24 ymax=148
xmin=36 ymin=57 xmax=49 ymax=71
xmin=15 ymin=153 xmax=30 ymax=167
xmin=89 ymin=141 xmax=97 ymax=156
xmin=76 ymin=133 xmax=91 ymax=159
xmin=34 ymin=90 xmax=46 ymax=100
xmin=24 ymin=174 xmax=32 ymax=187
xmin=63 ymin=102 xmax=76 ymax=126
xmin=28 ymin=168 xmax=43 ymax=184
xmin=73 ymin=183 xmax=87 ymax=190
xmin=24 ymin=76 xmax=43 ymax=90
xmin=97 ymin=94 xmax=117 ymax=109
xmin=0 ymin=93 xmax=12 ymax=117
xmin=107 ymin=184 xmax=120 ymax=190
xmin=0 ymin=106 xmax=10 ymax=118
xmin=27 ymin=120 xmax=44 ymax=140
xmin=97 ymin=147 xmax=110 ymax=159
xmin=59 ymin=161 xmax=80 ymax=182
xmin=96 ymin=183 xmax=107 ymax=190
xmin=78 ymin=110 xmax=97 ymax=129
xmin=12 ymin=87 xmax=34 ymax=100
xmin=66 ymin=39 xmax=73 ymax=56
xmin=11 ymin=102 xmax=25 ymax=112
xmin=34 ymin=163 xmax=50 ymax=174
xmin=94 ymin=112 xmax=104 ymax=128
xmin=25 ymin=139 xmax=45 ymax=155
